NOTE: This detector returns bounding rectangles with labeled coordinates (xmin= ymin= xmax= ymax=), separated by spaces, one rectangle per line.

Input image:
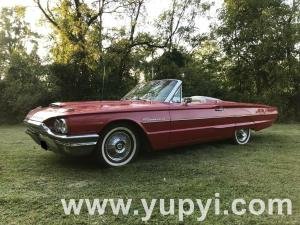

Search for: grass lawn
xmin=0 ymin=124 xmax=299 ymax=224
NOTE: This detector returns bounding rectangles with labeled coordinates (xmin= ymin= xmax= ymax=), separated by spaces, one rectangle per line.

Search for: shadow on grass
xmin=36 ymin=131 xmax=286 ymax=171
xmin=42 ymin=139 xmax=234 ymax=171
xmin=252 ymin=131 xmax=294 ymax=145
xmin=44 ymin=154 xmax=103 ymax=170
xmin=24 ymin=130 xmax=294 ymax=190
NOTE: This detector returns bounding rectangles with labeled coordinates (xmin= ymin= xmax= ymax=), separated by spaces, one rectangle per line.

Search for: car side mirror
xmin=183 ymin=97 xmax=192 ymax=105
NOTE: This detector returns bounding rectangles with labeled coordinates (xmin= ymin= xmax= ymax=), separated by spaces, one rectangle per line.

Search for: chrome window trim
xmin=121 ymin=79 xmax=182 ymax=103
xmin=164 ymin=80 xmax=182 ymax=103
xmin=170 ymin=85 xmax=182 ymax=103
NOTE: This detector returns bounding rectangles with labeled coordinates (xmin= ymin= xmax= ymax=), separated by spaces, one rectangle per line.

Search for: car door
xmin=169 ymin=100 xmax=235 ymax=147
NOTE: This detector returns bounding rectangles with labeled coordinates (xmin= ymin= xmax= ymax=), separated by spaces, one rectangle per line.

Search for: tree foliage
xmin=0 ymin=0 xmax=299 ymax=123
xmin=0 ymin=7 xmax=50 ymax=123
xmin=218 ymin=0 xmax=300 ymax=119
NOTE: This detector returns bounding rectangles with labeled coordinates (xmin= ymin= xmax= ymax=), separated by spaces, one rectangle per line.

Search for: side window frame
xmin=171 ymin=86 xmax=182 ymax=103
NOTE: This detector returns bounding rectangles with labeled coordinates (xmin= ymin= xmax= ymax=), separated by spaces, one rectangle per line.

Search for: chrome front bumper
xmin=24 ymin=119 xmax=99 ymax=156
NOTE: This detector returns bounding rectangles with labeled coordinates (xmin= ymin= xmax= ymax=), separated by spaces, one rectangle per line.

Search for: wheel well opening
xmin=102 ymin=120 xmax=152 ymax=151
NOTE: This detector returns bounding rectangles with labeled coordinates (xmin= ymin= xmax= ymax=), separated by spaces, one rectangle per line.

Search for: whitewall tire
xmin=234 ymin=128 xmax=251 ymax=145
xmin=96 ymin=125 xmax=139 ymax=167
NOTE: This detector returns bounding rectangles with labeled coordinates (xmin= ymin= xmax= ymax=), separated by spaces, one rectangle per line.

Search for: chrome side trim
xmin=169 ymin=113 xmax=275 ymax=122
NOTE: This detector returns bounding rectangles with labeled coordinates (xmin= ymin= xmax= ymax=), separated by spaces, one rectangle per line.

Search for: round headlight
xmin=54 ymin=119 xmax=60 ymax=133
xmin=54 ymin=118 xmax=68 ymax=134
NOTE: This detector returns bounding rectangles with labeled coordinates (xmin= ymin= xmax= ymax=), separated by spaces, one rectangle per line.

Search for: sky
xmin=0 ymin=0 xmax=223 ymax=58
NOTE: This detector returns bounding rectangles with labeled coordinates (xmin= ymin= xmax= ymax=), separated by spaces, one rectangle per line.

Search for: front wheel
xmin=96 ymin=125 xmax=140 ymax=167
xmin=234 ymin=128 xmax=251 ymax=145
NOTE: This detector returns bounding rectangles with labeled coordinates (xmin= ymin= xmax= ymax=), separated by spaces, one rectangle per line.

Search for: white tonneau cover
xmin=190 ymin=96 xmax=220 ymax=103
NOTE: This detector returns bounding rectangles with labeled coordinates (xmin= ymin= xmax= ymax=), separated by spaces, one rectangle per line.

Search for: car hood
xmin=25 ymin=100 xmax=169 ymax=122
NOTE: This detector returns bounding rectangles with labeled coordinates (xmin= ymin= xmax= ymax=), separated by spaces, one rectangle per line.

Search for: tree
xmin=0 ymin=7 xmax=39 ymax=77
xmin=218 ymin=0 xmax=300 ymax=120
xmin=155 ymin=0 xmax=211 ymax=52
xmin=36 ymin=0 xmax=149 ymax=100
xmin=0 ymin=7 xmax=50 ymax=122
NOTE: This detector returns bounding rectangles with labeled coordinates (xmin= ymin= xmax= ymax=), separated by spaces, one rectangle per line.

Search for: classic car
xmin=24 ymin=79 xmax=278 ymax=167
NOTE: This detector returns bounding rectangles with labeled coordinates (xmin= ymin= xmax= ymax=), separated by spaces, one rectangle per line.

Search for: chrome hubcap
xmin=104 ymin=131 xmax=132 ymax=162
xmin=236 ymin=129 xmax=248 ymax=142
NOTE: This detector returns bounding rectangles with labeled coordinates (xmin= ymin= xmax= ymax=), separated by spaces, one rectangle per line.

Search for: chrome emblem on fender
xmin=142 ymin=117 xmax=168 ymax=123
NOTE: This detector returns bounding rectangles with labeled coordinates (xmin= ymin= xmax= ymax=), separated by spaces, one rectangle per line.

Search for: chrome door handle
xmin=215 ymin=107 xmax=224 ymax=111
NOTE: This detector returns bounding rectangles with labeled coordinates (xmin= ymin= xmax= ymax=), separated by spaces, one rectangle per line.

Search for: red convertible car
xmin=24 ymin=79 xmax=278 ymax=167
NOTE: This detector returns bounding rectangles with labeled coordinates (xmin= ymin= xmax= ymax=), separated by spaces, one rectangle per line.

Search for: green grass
xmin=0 ymin=124 xmax=299 ymax=224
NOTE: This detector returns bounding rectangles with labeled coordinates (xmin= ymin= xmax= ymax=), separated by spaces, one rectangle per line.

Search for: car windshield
xmin=122 ymin=80 xmax=178 ymax=102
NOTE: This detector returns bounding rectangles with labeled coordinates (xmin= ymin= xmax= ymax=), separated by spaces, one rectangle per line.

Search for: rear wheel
xmin=96 ymin=124 xmax=140 ymax=167
xmin=234 ymin=128 xmax=251 ymax=145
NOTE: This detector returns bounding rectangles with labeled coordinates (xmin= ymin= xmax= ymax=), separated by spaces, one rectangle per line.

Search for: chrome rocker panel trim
xmin=24 ymin=119 xmax=99 ymax=156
